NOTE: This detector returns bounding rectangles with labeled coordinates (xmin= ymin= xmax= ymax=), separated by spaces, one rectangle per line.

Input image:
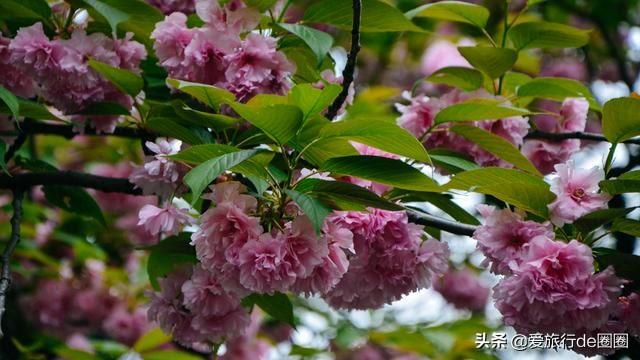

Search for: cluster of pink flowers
xmin=0 ymin=33 xmax=37 ymax=99
xmin=522 ymin=98 xmax=590 ymax=174
xmin=129 ymin=137 xmax=187 ymax=198
xmin=474 ymin=202 xmax=623 ymax=342
xmin=396 ymin=89 xmax=530 ymax=167
xmin=152 ymin=0 xmax=294 ymax=102
xmin=148 ymin=0 xmax=195 ymax=14
xmin=7 ymin=23 xmax=146 ymax=133
xmin=433 ymin=268 xmax=489 ymax=312
xmin=324 ymin=209 xmax=449 ymax=309
xmin=21 ymin=260 xmax=149 ymax=346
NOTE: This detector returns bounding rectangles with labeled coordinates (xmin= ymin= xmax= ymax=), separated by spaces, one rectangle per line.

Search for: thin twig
xmin=0 ymin=120 xmax=148 ymax=139
xmin=526 ymin=130 xmax=640 ymax=145
xmin=0 ymin=171 xmax=141 ymax=195
xmin=0 ymin=188 xmax=24 ymax=338
xmin=326 ymin=0 xmax=362 ymax=120
xmin=406 ymin=209 xmax=477 ymax=237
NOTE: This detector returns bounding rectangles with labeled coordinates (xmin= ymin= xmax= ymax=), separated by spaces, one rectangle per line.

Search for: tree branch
xmin=326 ymin=0 xmax=362 ymax=120
xmin=406 ymin=209 xmax=477 ymax=237
xmin=0 ymin=171 xmax=141 ymax=195
xmin=0 ymin=188 xmax=24 ymax=338
xmin=0 ymin=121 xmax=147 ymax=139
xmin=526 ymin=130 xmax=640 ymax=145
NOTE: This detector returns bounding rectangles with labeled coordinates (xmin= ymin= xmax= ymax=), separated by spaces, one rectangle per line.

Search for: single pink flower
xmin=137 ymin=203 xmax=192 ymax=236
xmin=238 ymin=233 xmax=297 ymax=293
xmin=548 ymin=162 xmax=611 ymax=226
xmin=420 ymin=39 xmax=473 ymax=76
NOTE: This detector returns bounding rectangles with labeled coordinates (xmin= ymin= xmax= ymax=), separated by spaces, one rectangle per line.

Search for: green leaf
xmin=501 ymin=72 xmax=533 ymax=97
xmin=599 ymin=170 xmax=640 ymax=195
xmin=0 ymin=140 xmax=8 ymax=174
xmin=290 ymin=115 xmax=359 ymax=166
xmin=593 ymin=247 xmax=640 ymax=281
xmin=0 ymin=0 xmax=52 ymax=28
xmin=443 ymin=167 xmax=554 ymax=217
xmin=458 ymin=47 xmax=518 ymax=79
xmin=0 ymin=86 xmax=19 ymax=119
xmin=184 ymin=149 xmax=265 ymax=203
xmin=285 ymin=189 xmax=332 ymax=234
xmin=295 ymin=178 xmax=402 ymax=211
xmin=574 ymin=207 xmax=637 ymax=233
xmin=435 ymin=102 xmax=530 ymax=124
xmin=304 ymin=0 xmax=425 ymax=33
xmin=146 ymin=116 xmax=209 ymax=145
xmin=147 ymin=233 xmax=197 ymax=290
xmin=242 ymin=293 xmax=295 ymax=327
xmin=229 ymin=103 xmax=303 ymax=145
xmin=392 ymin=190 xmax=479 ymax=225
xmin=43 ymin=186 xmax=106 ymax=226
xmin=0 ymin=98 xmax=60 ymax=120
xmin=167 ymin=78 xmax=236 ymax=109
xmin=172 ymin=103 xmax=239 ymax=130
xmin=611 ymin=218 xmax=640 ymax=237
xmin=289 ymin=84 xmax=341 ymax=119
xmin=602 ymin=97 xmax=640 ymax=143
xmin=319 ymin=118 xmax=429 ymax=162
xmin=70 ymin=0 xmax=163 ymax=47
xmin=134 ymin=327 xmax=172 ymax=353
xmin=509 ymin=21 xmax=590 ymax=50
xmin=407 ymin=1 xmax=489 ymax=28
xmin=516 ymin=77 xmax=600 ymax=111
xmin=171 ymin=144 xmax=274 ymax=179
xmin=278 ymin=23 xmax=333 ymax=65
xmin=321 ymin=156 xmax=440 ymax=192
xmin=450 ymin=125 xmax=541 ymax=175
xmin=428 ymin=149 xmax=480 ymax=174
xmin=143 ymin=351 xmax=202 ymax=360
xmin=426 ymin=67 xmax=483 ymax=91
xmin=245 ymin=0 xmax=277 ymax=11
xmin=88 ymin=59 xmax=143 ymax=96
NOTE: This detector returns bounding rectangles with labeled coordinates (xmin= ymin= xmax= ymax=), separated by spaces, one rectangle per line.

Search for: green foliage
xmin=294 ymin=178 xmax=403 ymax=211
xmin=166 ymin=78 xmax=236 ymax=110
xmin=321 ymin=155 xmax=440 ymax=192
xmin=458 ymin=47 xmax=518 ymax=79
xmin=278 ymin=24 xmax=334 ymax=66
xmin=319 ymin=118 xmax=430 ymax=162
xmin=229 ymin=103 xmax=303 ymax=145
xmin=508 ymin=21 xmax=590 ymax=50
xmin=88 ymin=59 xmax=144 ymax=97
xmin=426 ymin=67 xmax=484 ymax=91
xmin=515 ymin=77 xmax=600 ymax=111
xmin=242 ymin=293 xmax=296 ymax=327
xmin=43 ymin=186 xmax=106 ymax=226
xmin=133 ymin=328 xmax=172 ymax=353
xmin=289 ymin=84 xmax=342 ymax=119
xmin=435 ymin=102 xmax=530 ymax=124
xmin=450 ymin=125 xmax=541 ymax=175
xmin=574 ymin=208 xmax=637 ymax=234
xmin=593 ymin=248 xmax=640 ymax=282
xmin=285 ymin=189 xmax=332 ymax=234
xmin=0 ymin=86 xmax=19 ymax=119
xmin=443 ymin=168 xmax=554 ymax=217
xmin=599 ymin=170 xmax=640 ymax=195
xmin=602 ymin=97 xmax=640 ymax=143
xmin=304 ymin=0 xmax=425 ymax=33
xmin=184 ymin=149 xmax=267 ymax=203
xmin=407 ymin=1 xmax=489 ymax=28
xmin=147 ymin=233 xmax=197 ymax=290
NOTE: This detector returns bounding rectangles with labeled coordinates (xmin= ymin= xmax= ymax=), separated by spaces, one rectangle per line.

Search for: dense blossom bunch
xmin=433 ymin=268 xmax=489 ymax=312
xmin=21 ymin=260 xmax=149 ymax=346
xmin=152 ymin=0 xmax=294 ymax=102
xmin=6 ymin=24 xmax=146 ymax=133
xmin=129 ymin=137 xmax=188 ymax=198
xmin=148 ymin=0 xmax=196 ymax=14
xmin=396 ymin=89 xmax=530 ymax=167
xmin=522 ymin=98 xmax=590 ymax=174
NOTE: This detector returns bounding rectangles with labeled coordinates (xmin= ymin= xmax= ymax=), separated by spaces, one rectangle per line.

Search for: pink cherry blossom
xmin=147 ymin=0 xmax=195 ymax=14
xmin=195 ymin=0 xmax=261 ymax=34
xmin=181 ymin=265 xmax=241 ymax=317
xmin=238 ymin=233 xmax=297 ymax=293
xmin=493 ymin=237 xmax=623 ymax=334
xmin=325 ymin=209 xmax=449 ymax=309
xmin=0 ymin=33 xmax=36 ymax=98
xmin=151 ymin=13 xmax=196 ymax=79
xmin=103 ymin=306 xmax=149 ymax=346
xmin=548 ymin=162 xmax=611 ymax=226
xmin=620 ymin=293 xmax=640 ymax=337
xmin=137 ymin=203 xmax=192 ymax=236
xmin=129 ymin=138 xmax=186 ymax=197
xmin=473 ymin=205 xmax=554 ymax=275
xmin=420 ymin=39 xmax=473 ymax=76
xmin=396 ymin=89 xmax=529 ymax=168
xmin=283 ymin=216 xmax=327 ymax=278
xmin=433 ymin=268 xmax=489 ymax=312
xmin=9 ymin=23 xmax=64 ymax=74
